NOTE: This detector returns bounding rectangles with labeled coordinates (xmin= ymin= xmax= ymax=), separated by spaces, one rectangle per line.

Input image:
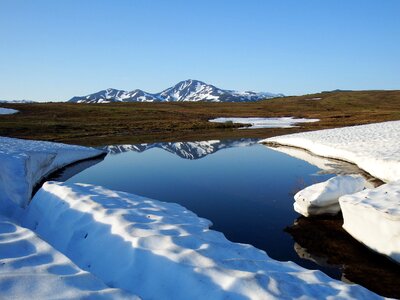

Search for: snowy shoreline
xmin=23 ymin=181 xmax=381 ymax=299
xmin=0 ymin=135 xmax=384 ymax=299
xmin=261 ymin=121 xmax=400 ymax=264
xmin=261 ymin=121 xmax=400 ymax=183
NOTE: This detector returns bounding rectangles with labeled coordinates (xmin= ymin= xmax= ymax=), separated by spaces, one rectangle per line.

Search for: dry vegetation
xmin=1 ymin=90 xmax=399 ymax=146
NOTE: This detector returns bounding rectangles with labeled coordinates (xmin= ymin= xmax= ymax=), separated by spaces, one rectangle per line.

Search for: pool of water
xmin=62 ymin=139 xmax=351 ymax=276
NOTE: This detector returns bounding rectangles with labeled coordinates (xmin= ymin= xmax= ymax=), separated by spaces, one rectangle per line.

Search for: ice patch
xmin=294 ymin=175 xmax=366 ymax=217
xmin=261 ymin=121 xmax=400 ymax=182
xmin=209 ymin=117 xmax=319 ymax=129
xmin=339 ymin=181 xmax=400 ymax=263
xmin=0 ymin=107 xmax=18 ymax=115
xmin=23 ymin=181 xmax=382 ymax=299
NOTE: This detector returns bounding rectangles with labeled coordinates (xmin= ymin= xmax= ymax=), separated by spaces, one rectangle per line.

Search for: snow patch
xmin=23 ymin=181 xmax=381 ymax=299
xmin=261 ymin=121 xmax=400 ymax=182
xmin=0 ymin=137 xmax=104 ymax=215
xmin=294 ymin=175 xmax=366 ymax=217
xmin=339 ymin=181 xmax=400 ymax=263
xmin=209 ymin=117 xmax=319 ymax=129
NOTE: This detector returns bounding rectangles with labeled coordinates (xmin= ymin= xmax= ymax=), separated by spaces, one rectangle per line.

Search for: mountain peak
xmin=68 ymin=80 xmax=283 ymax=103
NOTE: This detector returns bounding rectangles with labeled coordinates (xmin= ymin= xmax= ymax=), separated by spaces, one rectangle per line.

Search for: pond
xmin=53 ymin=138 xmax=399 ymax=297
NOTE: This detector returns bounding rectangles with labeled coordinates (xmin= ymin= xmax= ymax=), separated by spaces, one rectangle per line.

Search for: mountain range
xmin=69 ymin=79 xmax=283 ymax=103
xmin=102 ymin=139 xmax=259 ymax=160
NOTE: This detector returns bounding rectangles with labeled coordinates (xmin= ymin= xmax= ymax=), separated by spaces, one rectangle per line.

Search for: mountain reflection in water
xmin=286 ymin=216 xmax=400 ymax=298
xmin=101 ymin=138 xmax=259 ymax=160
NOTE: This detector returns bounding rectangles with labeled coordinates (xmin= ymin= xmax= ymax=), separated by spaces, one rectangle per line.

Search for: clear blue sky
xmin=1 ymin=0 xmax=399 ymax=101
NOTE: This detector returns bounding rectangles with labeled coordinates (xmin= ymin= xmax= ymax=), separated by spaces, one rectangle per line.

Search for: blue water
xmin=65 ymin=140 xmax=342 ymax=277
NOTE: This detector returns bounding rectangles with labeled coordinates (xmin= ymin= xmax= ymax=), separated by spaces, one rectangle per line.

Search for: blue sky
xmin=1 ymin=0 xmax=399 ymax=101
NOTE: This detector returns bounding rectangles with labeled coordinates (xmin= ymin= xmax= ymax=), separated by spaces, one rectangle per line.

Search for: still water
xmin=63 ymin=139 xmax=353 ymax=278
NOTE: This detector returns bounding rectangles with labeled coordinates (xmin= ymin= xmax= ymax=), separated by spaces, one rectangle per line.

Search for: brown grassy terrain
xmin=0 ymin=90 xmax=399 ymax=146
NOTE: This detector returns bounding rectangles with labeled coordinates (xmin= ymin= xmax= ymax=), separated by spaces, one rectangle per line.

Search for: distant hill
xmin=321 ymin=89 xmax=354 ymax=93
xmin=68 ymin=79 xmax=284 ymax=103
xmin=0 ymin=100 xmax=36 ymax=103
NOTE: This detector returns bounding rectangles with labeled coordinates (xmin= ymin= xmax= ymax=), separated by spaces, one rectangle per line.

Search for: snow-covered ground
xmin=340 ymin=181 xmax=400 ymax=263
xmin=261 ymin=121 xmax=400 ymax=263
xmin=21 ymin=181 xmax=382 ymax=299
xmin=294 ymin=175 xmax=366 ymax=217
xmin=0 ymin=136 xmax=103 ymax=216
xmin=0 ymin=107 xmax=18 ymax=114
xmin=210 ymin=117 xmax=319 ymax=129
xmin=261 ymin=121 xmax=400 ymax=182
xmin=0 ymin=215 xmax=135 ymax=299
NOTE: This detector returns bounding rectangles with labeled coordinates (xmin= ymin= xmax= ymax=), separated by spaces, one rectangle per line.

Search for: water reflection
xmin=286 ymin=216 xmax=400 ymax=298
xmin=266 ymin=145 xmax=383 ymax=188
xmin=33 ymin=154 xmax=106 ymax=197
xmin=102 ymin=138 xmax=259 ymax=160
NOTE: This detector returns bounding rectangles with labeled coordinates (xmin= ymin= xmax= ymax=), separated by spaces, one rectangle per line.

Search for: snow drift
xmin=339 ymin=181 xmax=400 ymax=264
xmin=0 ymin=137 xmax=103 ymax=215
xmin=0 ymin=215 xmax=135 ymax=299
xmin=294 ymin=175 xmax=366 ymax=217
xmin=261 ymin=121 xmax=400 ymax=182
xmin=24 ymin=181 xmax=381 ymax=299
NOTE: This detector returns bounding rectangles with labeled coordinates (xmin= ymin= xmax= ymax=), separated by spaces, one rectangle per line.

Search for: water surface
xmin=65 ymin=140 xmax=339 ymax=273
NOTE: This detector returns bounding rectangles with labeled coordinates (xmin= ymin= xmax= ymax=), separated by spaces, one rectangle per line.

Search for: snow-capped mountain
xmin=68 ymin=88 xmax=160 ymax=103
xmin=102 ymin=139 xmax=259 ymax=160
xmin=69 ymin=80 xmax=283 ymax=103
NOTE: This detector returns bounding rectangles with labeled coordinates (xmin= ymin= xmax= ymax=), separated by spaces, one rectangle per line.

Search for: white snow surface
xmin=294 ymin=175 xmax=366 ymax=217
xmin=23 ymin=181 xmax=382 ymax=300
xmin=0 ymin=214 xmax=135 ymax=299
xmin=261 ymin=121 xmax=400 ymax=182
xmin=0 ymin=107 xmax=18 ymax=115
xmin=0 ymin=137 xmax=103 ymax=214
xmin=209 ymin=117 xmax=319 ymax=129
xmin=339 ymin=181 xmax=400 ymax=263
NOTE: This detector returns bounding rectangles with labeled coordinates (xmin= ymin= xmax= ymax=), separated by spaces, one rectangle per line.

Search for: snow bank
xmin=339 ymin=181 xmax=400 ymax=263
xmin=261 ymin=121 xmax=400 ymax=182
xmin=209 ymin=117 xmax=319 ymax=129
xmin=294 ymin=175 xmax=366 ymax=217
xmin=24 ymin=182 xmax=381 ymax=299
xmin=0 ymin=214 xmax=135 ymax=299
xmin=265 ymin=145 xmax=369 ymax=177
xmin=0 ymin=137 xmax=104 ymax=215
xmin=0 ymin=107 xmax=18 ymax=115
